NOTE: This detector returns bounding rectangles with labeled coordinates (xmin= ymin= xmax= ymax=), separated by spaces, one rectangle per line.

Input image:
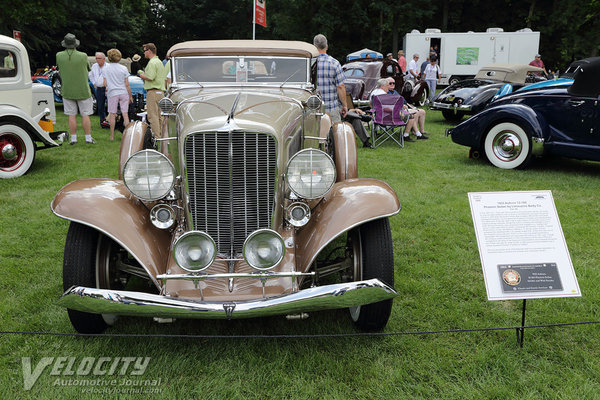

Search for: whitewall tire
xmin=484 ymin=122 xmax=532 ymax=169
xmin=0 ymin=124 xmax=35 ymax=178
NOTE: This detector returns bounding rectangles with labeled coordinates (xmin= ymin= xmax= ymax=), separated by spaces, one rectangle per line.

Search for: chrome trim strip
xmin=156 ymin=271 xmax=315 ymax=281
xmin=58 ymin=279 xmax=397 ymax=319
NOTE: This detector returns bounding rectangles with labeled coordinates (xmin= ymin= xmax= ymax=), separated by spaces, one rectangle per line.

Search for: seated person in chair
xmin=385 ymin=78 xmax=428 ymax=141
xmin=344 ymin=92 xmax=373 ymax=148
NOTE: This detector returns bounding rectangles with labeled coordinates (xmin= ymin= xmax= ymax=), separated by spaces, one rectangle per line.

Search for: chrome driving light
xmin=286 ymin=202 xmax=311 ymax=227
xmin=243 ymin=229 xmax=285 ymax=271
xmin=285 ymin=149 xmax=336 ymax=199
xmin=306 ymin=95 xmax=322 ymax=111
xmin=173 ymin=231 xmax=216 ymax=272
xmin=123 ymin=150 xmax=175 ymax=201
xmin=158 ymin=97 xmax=175 ymax=113
xmin=150 ymin=204 xmax=175 ymax=229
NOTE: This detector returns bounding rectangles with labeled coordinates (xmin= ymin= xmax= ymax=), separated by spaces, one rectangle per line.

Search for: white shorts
xmin=63 ymin=97 xmax=93 ymax=116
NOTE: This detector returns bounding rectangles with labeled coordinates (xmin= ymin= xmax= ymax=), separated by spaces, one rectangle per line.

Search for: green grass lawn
xmin=1 ymin=106 xmax=600 ymax=399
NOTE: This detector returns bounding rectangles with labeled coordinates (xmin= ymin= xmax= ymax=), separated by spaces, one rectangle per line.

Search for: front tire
xmin=63 ymin=222 xmax=125 ymax=333
xmin=348 ymin=218 xmax=394 ymax=331
xmin=442 ymin=109 xmax=465 ymax=123
xmin=484 ymin=122 xmax=532 ymax=169
xmin=0 ymin=124 xmax=36 ymax=178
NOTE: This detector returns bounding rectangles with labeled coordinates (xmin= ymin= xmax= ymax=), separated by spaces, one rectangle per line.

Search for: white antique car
xmin=0 ymin=34 xmax=60 ymax=178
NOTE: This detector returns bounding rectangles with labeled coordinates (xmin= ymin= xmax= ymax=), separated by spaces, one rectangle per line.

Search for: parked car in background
xmin=432 ymin=63 xmax=545 ymax=122
xmin=446 ymin=57 xmax=600 ymax=169
xmin=343 ymin=58 xmax=430 ymax=106
xmin=0 ymin=35 xmax=60 ymax=178
xmin=52 ymin=40 xmax=400 ymax=334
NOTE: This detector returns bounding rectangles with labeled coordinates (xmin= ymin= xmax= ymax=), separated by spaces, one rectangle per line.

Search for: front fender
xmin=0 ymin=104 xmax=58 ymax=147
xmin=51 ymin=179 xmax=171 ymax=288
xmin=331 ymin=122 xmax=358 ymax=181
xmin=295 ymin=178 xmax=400 ymax=273
xmin=119 ymin=120 xmax=148 ymax=179
xmin=451 ymin=103 xmax=546 ymax=148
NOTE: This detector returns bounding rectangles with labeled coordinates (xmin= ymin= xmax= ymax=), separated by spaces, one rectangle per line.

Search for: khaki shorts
xmin=63 ymin=97 xmax=93 ymax=116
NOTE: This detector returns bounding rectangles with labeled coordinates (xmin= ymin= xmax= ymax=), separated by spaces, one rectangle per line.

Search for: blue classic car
xmin=447 ymin=57 xmax=600 ymax=169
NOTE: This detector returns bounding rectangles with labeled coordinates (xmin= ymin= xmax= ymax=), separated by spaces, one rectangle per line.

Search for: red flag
xmin=13 ymin=30 xmax=21 ymax=42
xmin=254 ymin=0 xmax=266 ymax=28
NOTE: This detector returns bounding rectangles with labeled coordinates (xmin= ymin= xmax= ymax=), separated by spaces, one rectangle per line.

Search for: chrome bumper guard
xmin=432 ymin=102 xmax=471 ymax=111
xmin=59 ymin=279 xmax=398 ymax=319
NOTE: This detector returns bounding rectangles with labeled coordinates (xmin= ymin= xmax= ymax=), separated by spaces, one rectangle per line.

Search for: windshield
xmin=173 ymin=56 xmax=309 ymax=85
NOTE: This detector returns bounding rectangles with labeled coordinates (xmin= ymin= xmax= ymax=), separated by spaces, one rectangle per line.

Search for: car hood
xmin=172 ymin=87 xmax=309 ymax=138
xmin=435 ymin=80 xmax=502 ymax=103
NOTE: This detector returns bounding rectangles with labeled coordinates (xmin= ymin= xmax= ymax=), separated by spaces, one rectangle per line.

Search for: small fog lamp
xmin=173 ymin=231 xmax=216 ymax=272
xmin=243 ymin=229 xmax=285 ymax=271
xmin=150 ymin=204 xmax=175 ymax=229
xmin=286 ymin=202 xmax=311 ymax=227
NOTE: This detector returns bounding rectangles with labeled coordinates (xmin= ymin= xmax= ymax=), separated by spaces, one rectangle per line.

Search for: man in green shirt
xmin=56 ymin=33 xmax=96 ymax=144
xmin=139 ymin=43 xmax=165 ymax=138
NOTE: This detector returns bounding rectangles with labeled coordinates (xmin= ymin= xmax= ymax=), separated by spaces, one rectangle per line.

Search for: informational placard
xmin=468 ymin=191 xmax=580 ymax=300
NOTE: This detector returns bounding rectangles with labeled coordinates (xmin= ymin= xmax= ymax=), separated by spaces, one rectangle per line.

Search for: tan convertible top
xmin=167 ymin=40 xmax=319 ymax=58
xmin=475 ymin=63 xmax=544 ymax=84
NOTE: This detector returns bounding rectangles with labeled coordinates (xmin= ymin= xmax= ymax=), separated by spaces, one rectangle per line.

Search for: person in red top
xmin=529 ymin=54 xmax=548 ymax=76
xmin=397 ymin=50 xmax=407 ymax=74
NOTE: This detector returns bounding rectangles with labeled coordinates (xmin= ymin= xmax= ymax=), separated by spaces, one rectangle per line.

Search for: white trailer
xmin=403 ymin=28 xmax=540 ymax=85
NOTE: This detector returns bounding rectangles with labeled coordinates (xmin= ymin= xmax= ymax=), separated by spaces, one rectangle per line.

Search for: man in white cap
xmin=56 ymin=33 xmax=96 ymax=144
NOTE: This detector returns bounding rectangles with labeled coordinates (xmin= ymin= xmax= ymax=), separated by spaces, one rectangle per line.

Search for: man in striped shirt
xmin=313 ymin=34 xmax=347 ymax=123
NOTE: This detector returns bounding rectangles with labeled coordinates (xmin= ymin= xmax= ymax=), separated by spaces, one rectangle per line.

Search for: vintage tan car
xmin=52 ymin=40 xmax=401 ymax=333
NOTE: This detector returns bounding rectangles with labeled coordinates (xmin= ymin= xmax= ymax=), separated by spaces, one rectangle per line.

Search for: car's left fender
xmin=450 ymin=103 xmax=547 ymax=149
xmin=295 ymin=178 xmax=400 ymax=273
xmin=0 ymin=104 xmax=58 ymax=147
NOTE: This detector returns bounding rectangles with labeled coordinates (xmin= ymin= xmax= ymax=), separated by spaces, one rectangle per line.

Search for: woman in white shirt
xmin=103 ymin=48 xmax=132 ymax=140
xmin=423 ymin=56 xmax=441 ymax=103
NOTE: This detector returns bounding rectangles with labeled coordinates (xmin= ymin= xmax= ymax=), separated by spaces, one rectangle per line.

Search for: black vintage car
xmin=446 ymin=57 xmax=600 ymax=169
xmin=432 ymin=63 xmax=545 ymax=122
xmin=342 ymin=58 xmax=430 ymax=107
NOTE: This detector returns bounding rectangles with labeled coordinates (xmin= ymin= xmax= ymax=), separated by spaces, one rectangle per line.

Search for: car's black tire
xmin=0 ymin=123 xmax=36 ymax=178
xmin=448 ymin=76 xmax=461 ymax=86
xmin=63 ymin=222 xmax=110 ymax=334
xmin=90 ymin=89 xmax=97 ymax=114
xmin=442 ymin=109 xmax=465 ymax=123
xmin=348 ymin=218 xmax=394 ymax=332
xmin=483 ymin=121 xmax=532 ymax=169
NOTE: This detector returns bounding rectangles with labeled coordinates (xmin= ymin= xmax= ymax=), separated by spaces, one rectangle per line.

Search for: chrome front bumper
xmin=431 ymin=102 xmax=471 ymax=111
xmin=59 ymin=279 xmax=398 ymax=319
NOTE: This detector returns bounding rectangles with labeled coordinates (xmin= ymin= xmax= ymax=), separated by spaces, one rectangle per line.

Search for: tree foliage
xmin=1 ymin=0 xmax=598 ymax=71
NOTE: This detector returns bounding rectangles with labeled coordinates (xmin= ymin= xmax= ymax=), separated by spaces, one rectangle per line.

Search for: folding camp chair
xmin=369 ymin=94 xmax=410 ymax=148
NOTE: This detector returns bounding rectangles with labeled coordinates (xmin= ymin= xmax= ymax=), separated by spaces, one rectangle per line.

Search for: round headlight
xmin=173 ymin=231 xmax=216 ymax=272
xmin=243 ymin=229 xmax=285 ymax=271
xmin=159 ymin=97 xmax=175 ymax=113
xmin=285 ymin=149 xmax=336 ymax=199
xmin=123 ymin=150 xmax=175 ymax=201
xmin=306 ymin=95 xmax=322 ymax=111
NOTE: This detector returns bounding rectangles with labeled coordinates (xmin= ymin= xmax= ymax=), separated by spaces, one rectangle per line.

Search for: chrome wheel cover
xmin=491 ymin=131 xmax=522 ymax=162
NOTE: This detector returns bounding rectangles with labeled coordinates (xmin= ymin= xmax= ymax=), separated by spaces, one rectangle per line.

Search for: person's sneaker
xmin=100 ymin=120 xmax=110 ymax=129
xmin=86 ymin=138 xmax=97 ymax=144
xmin=404 ymin=136 xmax=416 ymax=142
xmin=69 ymin=140 xmax=77 ymax=145
xmin=417 ymin=135 xmax=429 ymax=140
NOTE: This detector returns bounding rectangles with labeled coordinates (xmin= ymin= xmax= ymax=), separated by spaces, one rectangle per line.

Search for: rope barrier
xmin=1 ymin=320 xmax=598 ymax=339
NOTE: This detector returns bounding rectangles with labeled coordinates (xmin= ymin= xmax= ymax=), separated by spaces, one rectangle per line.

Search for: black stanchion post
xmin=516 ymin=299 xmax=527 ymax=348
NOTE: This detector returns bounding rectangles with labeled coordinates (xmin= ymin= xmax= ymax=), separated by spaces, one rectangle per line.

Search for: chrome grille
xmin=185 ymin=132 xmax=277 ymax=256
